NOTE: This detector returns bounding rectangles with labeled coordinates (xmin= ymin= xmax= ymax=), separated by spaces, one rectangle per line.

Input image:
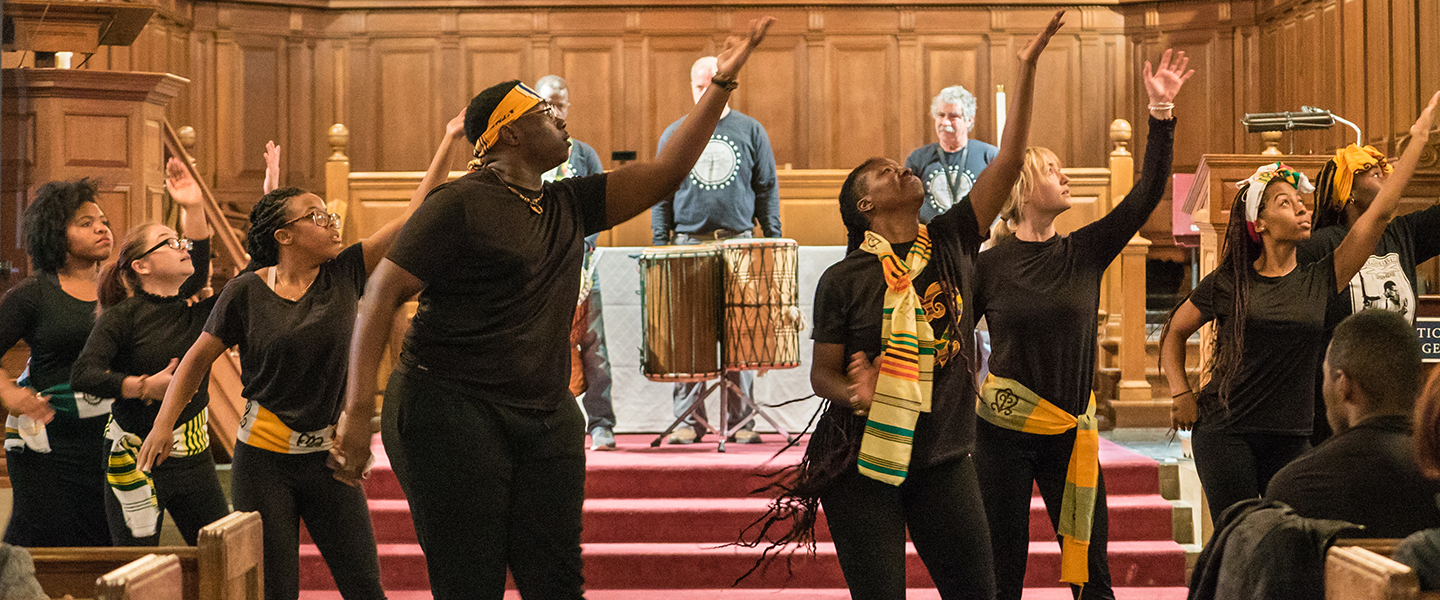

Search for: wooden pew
xmin=30 ymin=511 xmax=262 ymax=600
xmin=96 ymin=554 xmax=184 ymax=600
xmin=1326 ymin=545 xmax=1440 ymax=600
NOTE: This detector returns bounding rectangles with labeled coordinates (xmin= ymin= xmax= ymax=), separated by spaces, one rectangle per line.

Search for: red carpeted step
xmin=301 ymin=587 xmax=1192 ymax=599
xmin=299 ymin=540 xmax=1186 ymax=591
xmin=348 ymin=492 xmax=1175 ymax=545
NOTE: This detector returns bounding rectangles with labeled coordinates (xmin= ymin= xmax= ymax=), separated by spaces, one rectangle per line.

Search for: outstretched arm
xmin=1333 ymin=91 xmax=1438 ymax=291
xmin=967 ymin=10 xmax=1065 ymax=234
xmin=605 ymin=17 xmax=774 ymax=228
xmin=333 ymin=259 xmax=426 ymax=486
xmin=361 ymin=108 xmax=468 ymax=274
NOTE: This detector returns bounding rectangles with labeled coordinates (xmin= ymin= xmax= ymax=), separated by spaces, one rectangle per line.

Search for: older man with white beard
xmin=905 ymin=85 xmax=999 ymax=223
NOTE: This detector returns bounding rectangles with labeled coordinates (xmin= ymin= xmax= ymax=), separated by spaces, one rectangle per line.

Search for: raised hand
xmin=715 ymin=17 xmax=776 ymax=79
xmin=445 ymin=108 xmax=467 ymax=140
xmin=0 ymin=385 xmax=53 ymax=424
xmin=164 ymin=157 xmax=203 ymax=207
xmin=845 ymin=351 xmax=881 ymax=417
xmin=1018 ymin=10 xmax=1065 ymax=64
xmin=1411 ymin=91 xmax=1439 ymax=140
xmin=1143 ymin=48 xmax=1194 ymax=105
xmin=263 ymin=140 xmax=281 ymax=194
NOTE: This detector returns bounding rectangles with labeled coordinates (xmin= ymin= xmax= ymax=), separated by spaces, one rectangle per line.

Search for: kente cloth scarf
xmin=104 ymin=411 xmax=209 ymax=538
xmin=856 ymin=227 xmax=935 ymax=486
xmin=977 ymin=374 xmax=1099 ymax=586
xmin=1328 ymin=145 xmax=1392 ymax=210
xmin=467 ymin=82 xmax=544 ymax=169
xmin=4 ymin=370 xmax=113 ymax=453
xmin=1236 ymin=162 xmax=1315 ymax=242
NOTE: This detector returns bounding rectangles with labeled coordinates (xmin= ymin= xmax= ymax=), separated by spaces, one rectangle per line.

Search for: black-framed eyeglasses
xmin=281 ymin=211 xmax=342 ymax=230
xmin=139 ymin=237 xmax=193 ymax=258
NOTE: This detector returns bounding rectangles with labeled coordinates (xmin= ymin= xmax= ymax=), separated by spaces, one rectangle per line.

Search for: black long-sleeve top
xmin=974 ymin=117 xmax=1175 ymax=416
xmin=72 ymin=239 xmax=214 ymax=435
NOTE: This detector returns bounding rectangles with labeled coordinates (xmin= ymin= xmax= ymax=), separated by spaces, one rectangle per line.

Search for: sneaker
xmin=666 ymin=425 xmax=701 ymax=445
xmin=590 ymin=427 xmax=616 ymax=451
xmin=730 ymin=429 xmax=764 ymax=444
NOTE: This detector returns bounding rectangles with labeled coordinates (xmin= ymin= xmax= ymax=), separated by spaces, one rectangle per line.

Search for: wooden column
xmin=326 ymin=124 xmax=354 ymax=245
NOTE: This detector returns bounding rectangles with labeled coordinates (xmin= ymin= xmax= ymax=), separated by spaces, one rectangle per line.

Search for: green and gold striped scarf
xmin=105 ymin=411 xmax=210 ymax=538
xmin=856 ymin=227 xmax=935 ymax=486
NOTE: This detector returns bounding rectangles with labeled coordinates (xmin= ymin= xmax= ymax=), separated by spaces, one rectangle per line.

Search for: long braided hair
xmin=1312 ymin=159 xmax=1346 ymax=231
xmin=736 ymin=157 xmax=975 ymax=579
xmin=243 ymin=187 xmax=307 ymax=272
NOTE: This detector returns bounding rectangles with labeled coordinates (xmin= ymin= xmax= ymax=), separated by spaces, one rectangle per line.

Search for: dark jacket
xmin=1188 ymin=499 xmax=1359 ymax=600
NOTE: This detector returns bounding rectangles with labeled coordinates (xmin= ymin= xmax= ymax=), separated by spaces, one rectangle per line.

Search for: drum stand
xmin=650 ymin=369 xmax=799 ymax=452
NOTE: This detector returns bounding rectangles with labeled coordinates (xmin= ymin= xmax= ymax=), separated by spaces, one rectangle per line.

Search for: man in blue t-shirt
xmin=536 ymin=75 xmax=616 ymax=451
xmin=651 ymin=56 xmax=782 ymax=445
xmin=905 ymin=85 xmax=999 ymax=224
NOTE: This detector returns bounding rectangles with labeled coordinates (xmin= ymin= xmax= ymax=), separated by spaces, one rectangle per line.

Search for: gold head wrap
xmin=1327 ymin=144 xmax=1391 ymax=210
xmin=467 ymin=82 xmax=544 ymax=171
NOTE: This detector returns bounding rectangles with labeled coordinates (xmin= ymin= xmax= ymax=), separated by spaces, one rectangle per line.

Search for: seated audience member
xmin=1393 ymin=365 xmax=1440 ymax=590
xmin=1264 ymin=309 xmax=1440 ymax=538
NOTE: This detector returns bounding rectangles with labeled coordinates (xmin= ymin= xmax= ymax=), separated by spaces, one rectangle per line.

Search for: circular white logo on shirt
xmin=926 ymin=166 xmax=974 ymax=212
xmin=691 ymin=136 xmax=740 ymax=190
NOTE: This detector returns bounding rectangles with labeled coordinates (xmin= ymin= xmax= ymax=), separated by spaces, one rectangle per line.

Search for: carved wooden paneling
xmin=729 ymin=37 xmax=803 ymax=169
xmin=373 ymin=40 xmax=441 ymax=171
xmin=826 ymin=37 xmax=897 ymax=168
xmin=916 ymin=36 xmax=988 ymax=147
xmin=553 ymin=37 xmax=622 ymax=171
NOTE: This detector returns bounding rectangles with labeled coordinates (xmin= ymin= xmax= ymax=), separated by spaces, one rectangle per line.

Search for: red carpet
xmin=296 ymin=434 xmax=1188 ymax=596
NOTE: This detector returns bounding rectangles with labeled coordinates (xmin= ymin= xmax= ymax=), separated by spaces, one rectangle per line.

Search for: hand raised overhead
xmin=714 ymin=17 xmax=776 ymax=79
xmin=1143 ymin=48 xmax=1195 ymax=105
xmin=1018 ymin=10 xmax=1065 ymax=64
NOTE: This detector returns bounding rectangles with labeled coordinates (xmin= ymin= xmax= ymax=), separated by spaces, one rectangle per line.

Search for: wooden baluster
xmin=1108 ymin=119 xmax=1160 ymax=425
xmin=326 ymin=124 xmax=354 ymax=244
xmin=1103 ymin=119 xmax=1135 ymax=338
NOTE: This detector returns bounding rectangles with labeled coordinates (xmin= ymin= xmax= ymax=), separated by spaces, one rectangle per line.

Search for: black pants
xmin=382 ymin=367 xmax=587 ymax=600
xmin=974 ymin=421 xmax=1114 ymax=600
xmin=105 ymin=451 xmax=230 ymax=546
xmin=1190 ymin=429 xmax=1310 ymax=527
xmin=231 ymin=442 xmax=385 ymax=600
xmin=820 ymin=456 xmax=995 ymax=600
xmin=3 ymin=416 xmax=109 ymax=547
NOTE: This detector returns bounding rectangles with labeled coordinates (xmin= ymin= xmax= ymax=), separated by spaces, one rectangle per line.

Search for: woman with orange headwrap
xmin=1299 ymin=139 xmax=1440 ymax=442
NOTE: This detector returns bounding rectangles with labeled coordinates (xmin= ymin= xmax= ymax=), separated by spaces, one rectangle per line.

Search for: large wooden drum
xmin=719 ymin=238 xmax=802 ymax=370
xmin=639 ymin=245 xmax=722 ymax=381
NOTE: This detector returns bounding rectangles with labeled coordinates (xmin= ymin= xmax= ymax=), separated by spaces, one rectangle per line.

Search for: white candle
xmin=56 ymin=52 xmax=73 ymax=69
xmin=995 ymin=85 xmax=1006 ymax=147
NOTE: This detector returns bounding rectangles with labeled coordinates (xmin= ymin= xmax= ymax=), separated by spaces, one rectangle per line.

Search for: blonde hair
xmin=998 ymin=146 xmax=1060 ymax=230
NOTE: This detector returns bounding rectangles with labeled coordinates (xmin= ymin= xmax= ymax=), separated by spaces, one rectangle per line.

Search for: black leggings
xmin=231 ymin=442 xmax=385 ymax=600
xmin=1190 ymin=429 xmax=1310 ymax=527
xmin=820 ymin=455 xmax=995 ymax=600
xmin=974 ymin=420 xmax=1114 ymax=600
xmin=3 ymin=416 xmax=109 ymax=547
xmin=105 ymin=451 xmax=230 ymax=546
xmin=382 ymin=367 xmax=587 ymax=600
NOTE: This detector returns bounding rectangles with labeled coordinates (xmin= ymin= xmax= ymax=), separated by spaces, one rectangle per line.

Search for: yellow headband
xmin=470 ymin=83 xmax=544 ymax=162
xmin=1328 ymin=144 xmax=1391 ymax=209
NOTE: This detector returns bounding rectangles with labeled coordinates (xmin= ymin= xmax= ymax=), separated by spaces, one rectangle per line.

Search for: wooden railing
xmin=161 ymin=121 xmax=249 ymax=458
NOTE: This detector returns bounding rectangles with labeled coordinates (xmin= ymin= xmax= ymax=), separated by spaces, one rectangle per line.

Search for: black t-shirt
xmin=387 ymin=169 xmax=608 ymax=410
xmin=1265 ymin=415 xmax=1440 ymax=539
xmin=1190 ymin=254 xmax=1338 ymax=433
xmin=1298 ymin=204 xmax=1440 ymax=326
xmin=204 ymin=242 xmax=367 ymax=432
xmin=810 ymin=197 xmax=985 ymax=466
xmin=975 ymin=117 xmax=1174 ymax=415
xmin=0 ymin=273 xmax=98 ymax=394
xmin=72 ymin=239 xmax=214 ymax=435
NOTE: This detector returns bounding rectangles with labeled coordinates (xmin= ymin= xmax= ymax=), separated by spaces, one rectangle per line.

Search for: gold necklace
xmin=489 ymin=167 xmax=544 ymax=214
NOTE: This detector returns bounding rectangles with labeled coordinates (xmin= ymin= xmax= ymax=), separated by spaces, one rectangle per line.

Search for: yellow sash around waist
xmin=977 ymin=374 xmax=1099 ymax=586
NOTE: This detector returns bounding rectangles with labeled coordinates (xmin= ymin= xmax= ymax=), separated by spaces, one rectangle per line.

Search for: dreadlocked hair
xmin=1160 ymin=186 xmax=1266 ymax=413
xmin=23 ymin=179 xmax=101 ymax=274
xmin=1312 ymin=159 xmax=1346 ymax=231
xmin=732 ymin=157 xmax=975 ymax=583
xmin=98 ymin=224 xmax=166 ymax=309
xmin=244 ymin=187 xmax=307 ymax=272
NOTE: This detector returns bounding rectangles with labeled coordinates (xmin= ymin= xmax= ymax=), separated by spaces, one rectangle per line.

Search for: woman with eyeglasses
xmin=71 ymin=157 xmax=227 ymax=546
xmin=135 ymin=110 xmax=466 ymax=600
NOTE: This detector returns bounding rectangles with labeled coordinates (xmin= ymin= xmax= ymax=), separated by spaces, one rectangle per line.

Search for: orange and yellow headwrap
xmin=468 ymin=82 xmax=545 ymax=167
xmin=1327 ymin=144 xmax=1392 ymax=210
